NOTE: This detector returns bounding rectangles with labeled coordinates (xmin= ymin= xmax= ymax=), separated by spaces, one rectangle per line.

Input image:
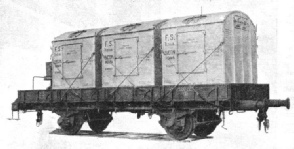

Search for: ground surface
xmin=1 ymin=100 xmax=293 ymax=149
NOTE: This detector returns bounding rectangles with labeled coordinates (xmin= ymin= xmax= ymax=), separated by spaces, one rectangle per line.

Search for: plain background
xmin=1 ymin=0 xmax=294 ymax=148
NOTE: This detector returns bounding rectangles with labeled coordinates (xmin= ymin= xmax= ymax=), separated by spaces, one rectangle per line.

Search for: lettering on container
xmin=54 ymin=46 xmax=62 ymax=60
xmin=182 ymin=38 xmax=198 ymax=44
xmin=54 ymin=46 xmax=62 ymax=52
xmin=104 ymin=54 xmax=114 ymax=64
xmin=104 ymin=55 xmax=113 ymax=59
xmin=54 ymin=60 xmax=62 ymax=63
xmin=163 ymin=50 xmax=176 ymax=55
xmin=164 ymin=34 xmax=176 ymax=46
xmin=105 ymin=68 xmax=113 ymax=70
xmin=105 ymin=41 xmax=113 ymax=47
xmin=105 ymin=60 xmax=113 ymax=64
xmin=234 ymin=15 xmax=249 ymax=31
xmin=105 ymin=48 xmax=113 ymax=52
xmin=165 ymin=42 xmax=175 ymax=46
xmin=65 ymin=49 xmax=78 ymax=55
xmin=55 ymin=64 xmax=61 ymax=68
xmin=166 ymin=64 xmax=175 ymax=68
xmin=166 ymin=56 xmax=175 ymax=60
xmin=177 ymin=87 xmax=194 ymax=92
xmin=119 ymin=45 xmax=132 ymax=50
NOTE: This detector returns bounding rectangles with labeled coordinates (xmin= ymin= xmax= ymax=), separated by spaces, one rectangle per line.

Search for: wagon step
xmin=7 ymin=110 xmax=20 ymax=120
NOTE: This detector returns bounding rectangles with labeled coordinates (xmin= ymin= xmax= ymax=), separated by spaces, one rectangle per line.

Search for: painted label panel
xmin=233 ymin=15 xmax=249 ymax=31
xmin=177 ymin=31 xmax=205 ymax=73
xmin=62 ymin=44 xmax=82 ymax=79
xmin=114 ymin=38 xmax=138 ymax=76
xmin=162 ymin=24 xmax=224 ymax=85
xmin=52 ymin=38 xmax=96 ymax=89
xmin=102 ymin=31 xmax=155 ymax=87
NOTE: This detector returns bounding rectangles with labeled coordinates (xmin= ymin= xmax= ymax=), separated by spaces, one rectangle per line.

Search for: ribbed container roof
xmin=53 ymin=11 xmax=247 ymax=41
xmin=160 ymin=11 xmax=237 ymax=29
xmin=53 ymin=28 xmax=105 ymax=42
xmin=101 ymin=19 xmax=166 ymax=36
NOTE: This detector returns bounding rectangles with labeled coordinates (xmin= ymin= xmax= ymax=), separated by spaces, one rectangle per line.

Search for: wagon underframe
xmin=13 ymin=84 xmax=269 ymax=112
xmin=11 ymin=84 xmax=289 ymax=140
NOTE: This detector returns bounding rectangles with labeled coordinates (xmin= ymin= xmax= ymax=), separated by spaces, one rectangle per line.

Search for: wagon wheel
xmin=194 ymin=123 xmax=218 ymax=137
xmin=58 ymin=114 xmax=84 ymax=135
xmin=194 ymin=113 xmax=221 ymax=137
xmin=87 ymin=111 xmax=113 ymax=134
xmin=88 ymin=120 xmax=111 ymax=134
xmin=164 ymin=115 xmax=195 ymax=140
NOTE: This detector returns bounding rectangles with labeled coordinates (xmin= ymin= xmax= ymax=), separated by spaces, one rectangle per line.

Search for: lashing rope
xmin=52 ymin=41 xmax=224 ymax=109
xmin=109 ymin=47 xmax=155 ymax=95
xmin=157 ymin=41 xmax=225 ymax=108
xmin=57 ymin=52 xmax=96 ymax=101
xmin=109 ymin=47 xmax=154 ymax=108
xmin=99 ymin=50 xmax=135 ymax=86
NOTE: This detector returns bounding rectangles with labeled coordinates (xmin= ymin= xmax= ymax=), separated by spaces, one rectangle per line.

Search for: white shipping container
xmin=50 ymin=11 xmax=257 ymax=89
xmin=101 ymin=20 xmax=165 ymax=87
xmin=161 ymin=11 xmax=257 ymax=85
xmin=52 ymin=29 xmax=103 ymax=89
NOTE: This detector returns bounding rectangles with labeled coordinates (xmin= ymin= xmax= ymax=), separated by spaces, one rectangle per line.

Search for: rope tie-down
xmin=156 ymin=41 xmax=225 ymax=108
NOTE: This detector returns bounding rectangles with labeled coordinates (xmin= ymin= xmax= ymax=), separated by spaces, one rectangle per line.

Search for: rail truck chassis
xmin=11 ymin=83 xmax=290 ymax=140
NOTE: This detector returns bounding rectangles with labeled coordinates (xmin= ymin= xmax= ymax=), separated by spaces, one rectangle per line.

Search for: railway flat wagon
xmin=11 ymin=11 xmax=290 ymax=140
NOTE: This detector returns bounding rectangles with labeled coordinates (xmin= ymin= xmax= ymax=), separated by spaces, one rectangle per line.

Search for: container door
xmin=177 ymin=31 xmax=205 ymax=73
xmin=62 ymin=43 xmax=82 ymax=79
xmin=114 ymin=37 xmax=139 ymax=76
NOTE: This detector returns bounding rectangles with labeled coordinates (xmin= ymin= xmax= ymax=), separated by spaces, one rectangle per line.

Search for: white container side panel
xmin=201 ymin=24 xmax=225 ymax=84
xmin=102 ymin=31 xmax=155 ymax=87
xmin=223 ymin=18 xmax=235 ymax=83
xmin=251 ymin=28 xmax=258 ymax=83
xmin=233 ymin=23 xmax=245 ymax=83
xmin=242 ymin=26 xmax=252 ymax=83
xmin=52 ymin=38 xmax=96 ymax=89
xmin=162 ymin=24 xmax=224 ymax=85
xmin=224 ymin=12 xmax=257 ymax=83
